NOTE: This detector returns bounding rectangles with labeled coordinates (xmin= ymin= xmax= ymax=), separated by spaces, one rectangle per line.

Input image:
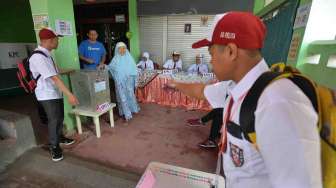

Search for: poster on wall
xmin=293 ymin=3 xmax=311 ymax=29
xmin=115 ymin=14 xmax=126 ymax=23
xmin=32 ymin=14 xmax=49 ymax=30
xmin=200 ymin=16 xmax=209 ymax=27
xmin=184 ymin=24 xmax=191 ymax=33
xmin=287 ymin=32 xmax=303 ymax=62
xmin=55 ymin=19 xmax=73 ymax=36
xmin=0 ymin=43 xmax=35 ymax=69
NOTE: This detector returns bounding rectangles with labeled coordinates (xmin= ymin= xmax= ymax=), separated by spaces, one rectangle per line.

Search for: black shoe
xmin=199 ymin=139 xmax=217 ymax=148
xmin=50 ymin=146 xmax=63 ymax=162
xmin=186 ymin=118 xmax=205 ymax=127
xmin=59 ymin=136 xmax=75 ymax=146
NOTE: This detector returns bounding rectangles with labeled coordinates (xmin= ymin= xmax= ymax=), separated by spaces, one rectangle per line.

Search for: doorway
xmin=74 ymin=2 xmax=129 ymax=63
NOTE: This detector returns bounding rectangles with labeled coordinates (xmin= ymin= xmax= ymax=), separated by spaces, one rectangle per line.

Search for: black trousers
xmin=33 ymin=95 xmax=48 ymax=124
xmin=40 ymin=99 xmax=64 ymax=147
xmin=201 ymin=108 xmax=224 ymax=141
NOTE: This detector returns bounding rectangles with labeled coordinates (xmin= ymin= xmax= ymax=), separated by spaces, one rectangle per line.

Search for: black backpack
xmin=16 ymin=50 xmax=48 ymax=93
xmin=227 ymin=63 xmax=336 ymax=187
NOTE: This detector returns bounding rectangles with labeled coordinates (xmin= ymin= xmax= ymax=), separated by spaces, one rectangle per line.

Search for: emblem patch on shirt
xmin=229 ymin=142 xmax=244 ymax=167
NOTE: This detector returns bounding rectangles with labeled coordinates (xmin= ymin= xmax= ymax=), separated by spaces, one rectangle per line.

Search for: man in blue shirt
xmin=78 ymin=29 xmax=106 ymax=70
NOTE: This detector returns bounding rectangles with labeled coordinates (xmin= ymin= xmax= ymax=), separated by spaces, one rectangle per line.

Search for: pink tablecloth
xmin=136 ymin=76 xmax=211 ymax=111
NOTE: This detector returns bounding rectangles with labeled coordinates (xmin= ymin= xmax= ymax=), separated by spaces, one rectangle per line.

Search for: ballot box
xmin=136 ymin=162 xmax=225 ymax=188
xmin=70 ymin=69 xmax=110 ymax=111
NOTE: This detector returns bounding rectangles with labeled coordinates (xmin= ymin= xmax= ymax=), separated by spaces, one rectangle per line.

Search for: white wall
xmin=139 ymin=15 xmax=214 ymax=71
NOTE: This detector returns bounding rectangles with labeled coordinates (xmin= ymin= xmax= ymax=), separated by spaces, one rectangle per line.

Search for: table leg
xmin=93 ymin=116 xmax=101 ymax=138
xmin=75 ymin=115 xmax=82 ymax=134
xmin=109 ymin=109 xmax=114 ymax=128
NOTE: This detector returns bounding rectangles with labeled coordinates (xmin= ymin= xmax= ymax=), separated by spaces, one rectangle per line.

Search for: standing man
xmin=163 ymin=51 xmax=183 ymax=71
xmin=168 ymin=12 xmax=322 ymax=188
xmin=78 ymin=29 xmax=106 ymax=70
xmin=187 ymin=53 xmax=209 ymax=75
xmin=30 ymin=28 xmax=79 ymax=162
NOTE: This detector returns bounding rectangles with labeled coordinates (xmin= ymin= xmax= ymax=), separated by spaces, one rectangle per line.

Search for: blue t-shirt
xmin=78 ymin=40 xmax=106 ymax=70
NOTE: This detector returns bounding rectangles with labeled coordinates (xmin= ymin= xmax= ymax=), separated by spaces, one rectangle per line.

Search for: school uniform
xmin=204 ymin=59 xmax=322 ymax=188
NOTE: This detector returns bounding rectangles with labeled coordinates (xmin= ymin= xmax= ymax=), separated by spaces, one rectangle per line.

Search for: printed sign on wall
xmin=287 ymin=31 xmax=303 ymax=62
xmin=293 ymin=3 xmax=311 ymax=29
xmin=0 ymin=43 xmax=29 ymax=69
xmin=55 ymin=19 xmax=73 ymax=36
xmin=33 ymin=14 xmax=49 ymax=30
xmin=115 ymin=14 xmax=126 ymax=23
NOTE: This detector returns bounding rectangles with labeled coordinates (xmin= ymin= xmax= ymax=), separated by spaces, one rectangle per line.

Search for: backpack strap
xmin=29 ymin=50 xmax=50 ymax=81
xmin=31 ymin=50 xmax=48 ymax=58
xmin=238 ymin=71 xmax=286 ymax=144
xmin=288 ymin=74 xmax=319 ymax=123
xmin=238 ymin=71 xmax=319 ymax=145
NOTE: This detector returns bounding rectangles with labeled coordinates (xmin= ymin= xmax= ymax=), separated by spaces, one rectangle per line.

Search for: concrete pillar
xmin=128 ymin=0 xmax=140 ymax=60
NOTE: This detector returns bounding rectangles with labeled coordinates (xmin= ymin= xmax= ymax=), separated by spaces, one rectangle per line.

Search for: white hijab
xmin=142 ymin=52 xmax=153 ymax=64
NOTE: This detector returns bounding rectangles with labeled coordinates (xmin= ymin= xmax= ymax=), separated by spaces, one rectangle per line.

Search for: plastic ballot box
xmin=136 ymin=162 xmax=225 ymax=188
xmin=70 ymin=69 xmax=110 ymax=111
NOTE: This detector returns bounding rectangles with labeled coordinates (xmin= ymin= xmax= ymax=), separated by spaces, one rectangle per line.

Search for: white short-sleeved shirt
xmin=187 ymin=63 xmax=209 ymax=74
xmin=204 ymin=81 xmax=231 ymax=108
xmin=163 ymin=59 xmax=182 ymax=70
xmin=204 ymin=59 xmax=322 ymax=188
xmin=137 ymin=60 xmax=154 ymax=70
xmin=29 ymin=46 xmax=62 ymax=101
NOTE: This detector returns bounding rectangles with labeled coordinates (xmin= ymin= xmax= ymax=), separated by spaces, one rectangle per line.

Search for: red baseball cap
xmin=39 ymin=27 xmax=63 ymax=40
xmin=192 ymin=11 xmax=266 ymax=49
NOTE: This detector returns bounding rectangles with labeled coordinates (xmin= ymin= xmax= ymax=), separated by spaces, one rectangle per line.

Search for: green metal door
xmin=261 ymin=0 xmax=299 ymax=66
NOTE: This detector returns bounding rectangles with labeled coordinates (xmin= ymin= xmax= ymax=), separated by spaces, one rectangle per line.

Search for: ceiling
xmin=73 ymin=0 xmax=127 ymax=5
xmin=73 ymin=0 xmax=159 ymax=5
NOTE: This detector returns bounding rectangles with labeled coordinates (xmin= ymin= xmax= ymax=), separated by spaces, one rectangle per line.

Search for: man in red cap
xmin=168 ymin=12 xmax=322 ymax=188
xmin=29 ymin=27 xmax=79 ymax=162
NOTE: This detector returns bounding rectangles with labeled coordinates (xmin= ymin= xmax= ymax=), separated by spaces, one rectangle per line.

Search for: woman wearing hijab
xmin=108 ymin=42 xmax=140 ymax=121
xmin=137 ymin=52 xmax=154 ymax=70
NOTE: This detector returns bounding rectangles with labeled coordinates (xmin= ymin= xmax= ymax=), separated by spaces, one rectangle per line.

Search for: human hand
xmin=97 ymin=64 xmax=105 ymax=70
xmin=68 ymin=94 xmax=79 ymax=106
xmin=87 ymin=59 xmax=94 ymax=64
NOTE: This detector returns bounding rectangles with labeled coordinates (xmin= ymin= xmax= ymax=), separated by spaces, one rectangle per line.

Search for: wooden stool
xmin=71 ymin=103 xmax=116 ymax=138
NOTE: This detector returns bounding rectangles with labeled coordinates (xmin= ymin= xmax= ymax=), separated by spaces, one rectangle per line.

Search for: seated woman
xmin=107 ymin=42 xmax=140 ymax=121
xmin=137 ymin=52 xmax=154 ymax=70
xmin=187 ymin=53 xmax=208 ymax=75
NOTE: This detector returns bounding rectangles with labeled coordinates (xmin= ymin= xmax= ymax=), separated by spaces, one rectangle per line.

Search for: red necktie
xmin=219 ymin=97 xmax=234 ymax=153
